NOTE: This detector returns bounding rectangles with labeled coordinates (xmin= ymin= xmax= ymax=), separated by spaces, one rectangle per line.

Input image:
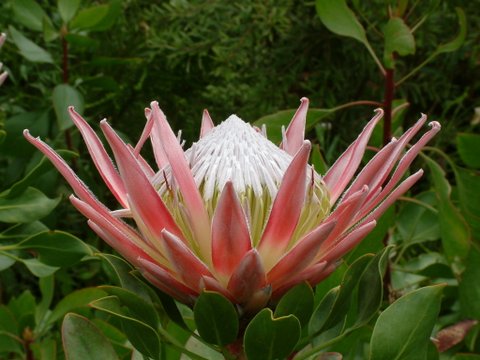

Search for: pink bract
xmin=24 ymin=98 xmax=440 ymax=311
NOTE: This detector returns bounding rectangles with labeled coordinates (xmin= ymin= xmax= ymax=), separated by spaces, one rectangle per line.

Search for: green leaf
xmin=69 ymin=1 xmax=122 ymax=32
xmin=90 ymin=296 xmax=161 ymax=359
xmin=457 ymin=133 xmax=480 ymax=169
xmin=62 ymin=313 xmax=119 ymax=360
xmin=31 ymin=338 xmax=57 ymax=360
xmin=244 ymin=308 xmax=301 ymax=360
xmin=99 ymin=286 xmax=159 ymax=330
xmin=396 ymin=192 xmax=439 ymax=245
xmin=369 ymin=285 xmax=445 ymax=360
xmin=11 ymin=0 xmax=48 ymax=32
xmin=426 ymin=158 xmax=470 ymax=267
xmin=193 ymin=291 xmax=239 ymax=346
xmin=58 ymin=0 xmax=81 ymax=23
xmin=274 ymin=282 xmax=314 ymax=327
xmin=21 ymin=258 xmax=59 ymax=277
xmin=459 ymin=246 xmax=480 ymax=319
xmin=36 ymin=275 xmax=54 ymax=325
xmin=8 ymin=26 xmax=54 ymax=63
xmin=456 ymin=167 xmax=480 ymax=238
xmin=43 ymin=16 xmax=59 ymax=42
xmin=0 ymin=305 xmax=22 ymax=354
xmin=47 ymin=288 xmax=108 ymax=324
xmin=18 ymin=230 xmax=91 ymax=267
xmin=52 ymin=84 xmax=85 ymax=131
xmin=309 ymin=286 xmax=340 ymax=338
xmin=0 ymin=253 xmax=15 ymax=271
xmin=254 ymin=108 xmax=333 ymax=143
xmin=315 ymin=0 xmax=367 ymax=43
xmin=383 ymin=17 xmax=415 ymax=68
xmin=0 ymin=187 xmax=59 ymax=223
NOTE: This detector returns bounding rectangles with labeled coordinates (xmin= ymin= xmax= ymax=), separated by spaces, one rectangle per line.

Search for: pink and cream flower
xmin=24 ymin=98 xmax=440 ymax=311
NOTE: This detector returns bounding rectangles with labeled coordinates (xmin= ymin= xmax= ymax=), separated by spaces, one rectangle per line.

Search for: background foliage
xmin=0 ymin=0 xmax=479 ymax=359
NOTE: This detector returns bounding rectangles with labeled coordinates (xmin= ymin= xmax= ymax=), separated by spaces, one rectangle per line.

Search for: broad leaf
xmin=52 ymin=84 xmax=85 ymax=131
xmin=8 ymin=26 xmax=54 ymax=64
xmin=58 ymin=0 xmax=81 ymax=23
xmin=244 ymin=308 xmax=301 ymax=360
xmin=383 ymin=17 xmax=415 ymax=68
xmin=62 ymin=313 xmax=119 ymax=360
xmin=275 ymin=282 xmax=314 ymax=327
xmin=370 ymin=285 xmax=445 ymax=360
xmin=457 ymin=133 xmax=480 ymax=169
xmin=193 ymin=291 xmax=239 ymax=346
xmin=11 ymin=0 xmax=48 ymax=32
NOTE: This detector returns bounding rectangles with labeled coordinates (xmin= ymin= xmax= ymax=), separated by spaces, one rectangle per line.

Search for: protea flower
xmin=24 ymin=98 xmax=440 ymax=311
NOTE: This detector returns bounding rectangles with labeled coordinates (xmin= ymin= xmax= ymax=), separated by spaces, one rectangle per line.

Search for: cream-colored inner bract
xmin=156 ymin=115 xmax=331 ymax=247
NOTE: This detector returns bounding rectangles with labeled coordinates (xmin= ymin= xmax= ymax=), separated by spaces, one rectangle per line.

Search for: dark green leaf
xmin=43 ymin=16 xmax=58 ymax=42
xmin=459 ymin=246 xmax=480 ymax=319
xmin=244 ymin=308 xmax=301 ymax=360
xmin=426 ymin=158 xmax=470 ymax=267
xmin=456 ymin=167 xmax=480 ymax=238
xmin=309 ymin=286 xmax=340 ymax=338
xmin=370 ymin=285 xmax=445 ymax=360
xmin=52 ymin=84 xmax=85 ymax=131
xmin=18 ymin=230 xmax=91 ymax=266
xmin=436 ymin=8 xmax=467 ymax=54
xmin=457 ymin=133 xmax=480 ymax=169
xmin=62 ymin=313 xmax=119 ymax=360
xmin=0 ymin=187 xmax=59 ymax=223
xmin=47 ymin=288 xmax=108 ymax=324
xmin=0 ymin=252 xmax=16 ymax=271
xmin=90 ymin=296 xmax=161 ymax=359
xmin=36 ymin=275 xmax=54 ymax=324
xmin=21 ymin=258 xmax=59 ymax=277
xmin=193 ymin=291 xmax=239 ymax=346
xmin=11 ymin=0 xmax=48 ymax=32
xmin=58 ymin=0 xmax=81 ymax=23
xmin=8 ymin=26 xmax=54 ymax=63
xmin=274 ymin=282 xmax=314 ymax=327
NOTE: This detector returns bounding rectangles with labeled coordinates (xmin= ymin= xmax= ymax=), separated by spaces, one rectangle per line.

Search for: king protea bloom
xmin=24 ymin=98 xmax=440 ymax=311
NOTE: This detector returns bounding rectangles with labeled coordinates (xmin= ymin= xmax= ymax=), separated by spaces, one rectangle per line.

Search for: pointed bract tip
xmin=429 ymin=121 xmax=441 ymax=130
xmin=144 ymin=108 xmax=151 ymax=117
xmin=374 ymin=108 xmax=384 ymax=116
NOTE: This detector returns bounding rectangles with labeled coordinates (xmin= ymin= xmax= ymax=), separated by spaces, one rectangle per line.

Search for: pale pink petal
xmin=358 ymin=121 xmax=441 ymax=218
xmin=138 ymin=257 xmax=197 ymax=304
xmin=324 ymin=109 xmax=384 ymax=204
xmin=343 ymin=114 xmax=428 ymax=200
xmin=100 ymin=120 xmax=184 ymax=241
xmin=24 ymin=130 xmax=108 ymax=213
xmin=360 ymin=170 xmax=424 ymax=224
xmin=127 ymin=144 xmax=155 ymax=178
xmin=150 ymin=101 xmax=212 ymax=263
xmin=212 ymin=181 xmax=252 ymax=278
xmin=200 ymin=109 xmax=214 ymax=138
xmin=258 ymin=141 xmax=311 ymax=263
xmin=281 ymin=97 xmax=309 ymax=155
xmin=272 ymin=261 xmax=331 ymax=300
xmin=68 ymin=107 xmax=128 ymax=208
xmin=200 ymin=276 xmax=233 ymax=300
xmin=227 ymin=249 xmax=266 ymax=303
xmin=267 ymin=220 xmax=336 ymax=286
xmin=319 ymin=220 xmax=377 ymax=264
xmin=161 ymin=229 xmax=213 ymax=292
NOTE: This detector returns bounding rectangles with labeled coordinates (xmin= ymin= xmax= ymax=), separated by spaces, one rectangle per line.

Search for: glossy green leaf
xmin=58 ymin=0 xmax=81 ymax=23
xmin=0 ymin=252 xmax=15 ymax=271
xmin=370 ymin=285 xmax=445 ymax=360
xmin=21 ymin=258 xmax=59 ymax=277
xmin=99 ymin=286 xmax=159 ymax=329
xmin=62 ymin=313 xmax=119 ymax=360
xmin=36 ymin=275 xmax=54 ymax=324
xmin=383 ymin=17 xmax=415 ymax=68
xmin=18 ymin=230 xmax=91 ymax=266
xmin=0 ymin=187 xmax=59 ymax=223
xmin=43 ymin=16 xmax=58 ymax=42
xmin=47 ymin=288 xmax=108 ymax=324
xmin=193 ymin=291 xmax=239 ymax=346
xmin=52 ymin=84 xmax=85 ymax=131
xmin=426 ymin=158 xmax=470 ymax=266
xmin=396 ymin=192 xmax=439 ymax=245
xmin=309 ymin=286 xmax=340 ymax=338
xmin=254 ymin=108 xmax=333 ymax=143
xmin=0 ymin=305 xmax=22 ymax=354
xmin=8 ymin=26 xmax=54 ymax=63
xmin=459 ymin=246 xmax=480 ymax=319
xmin=457 ymin=133 xmax=480 ymax=169
xmin=316 ymin=0 xmax=366 ymax=43
xmin=11 ymin=0 xmax=48 ymax=32
xmin=90 ymin=296 xmax=161 ymax=359
xmin=0 ymin=221 xmax=48 ymax=239
xmin=244 ymin=308 xmax=301 ymax=360
xmin=275 ymin=282 xmax=314 ymax=327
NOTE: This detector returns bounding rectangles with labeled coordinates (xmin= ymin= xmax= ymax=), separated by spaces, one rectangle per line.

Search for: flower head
xmin=24 ymin=98 xmax=440 ymax=311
